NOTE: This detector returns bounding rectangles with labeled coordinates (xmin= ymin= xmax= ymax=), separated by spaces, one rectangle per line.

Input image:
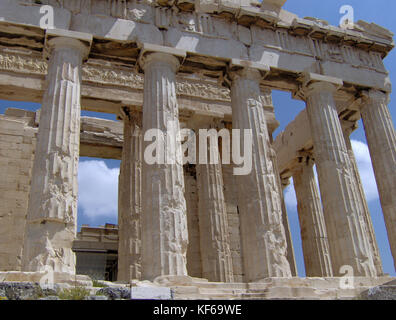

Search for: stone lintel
xmin=190 ymin=110 xmax=225 ymax=126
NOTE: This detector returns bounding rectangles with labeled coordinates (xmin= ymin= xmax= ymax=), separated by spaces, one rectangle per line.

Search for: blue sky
xmin=0 ymin=0 xmax=395 ymax=277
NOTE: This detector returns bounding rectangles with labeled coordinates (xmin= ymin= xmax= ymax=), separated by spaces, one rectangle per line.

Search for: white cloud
xmin=351 ymin=139 xmax=379 ymax=202
xmin=77 ymin=160 xmax=119 ymax=220
xmin=284 ymin=178 xmax=297 ymax=211
xmin=283 ymin=140 xmax=379 ymax=211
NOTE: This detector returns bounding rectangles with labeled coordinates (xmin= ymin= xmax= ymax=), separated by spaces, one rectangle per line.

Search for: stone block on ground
xmin=131 ymin=286 xmax=173 ymax=300
xmin=359 ymin=285 xmax=396 ymax=300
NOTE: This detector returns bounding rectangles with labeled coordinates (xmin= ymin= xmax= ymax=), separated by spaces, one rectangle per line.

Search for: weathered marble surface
xmin=360 ymin=90 xmax=396 ymax=271
xmin=292 ymin=157 xmax=332 ymax=277
xmin=195 ymin=124 xmax=234 ymax=283
xmin=230 ymin=67 xmax=291 ymax=281
xmin=140 ymin=52 xmax=189 ymax=280
xmin=118 ymin=111 xmax=142 ymax=281
xmin=22 ymin=33 xmax=91 ymax=275
xmin=304 ymin=77 xmax=377 ymax=277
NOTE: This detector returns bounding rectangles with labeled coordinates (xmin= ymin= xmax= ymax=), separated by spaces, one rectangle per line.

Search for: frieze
xmin=0 ymin=51 xmax=47 ymax=75
xmin=82 ymin=63 xmax=144 ymax=89
xmin=0 ymin=50 xmax=234 ymax=102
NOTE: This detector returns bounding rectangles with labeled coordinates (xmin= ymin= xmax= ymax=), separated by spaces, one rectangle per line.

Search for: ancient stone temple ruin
xmin=0 ymin=0 xmax=395 ymax=299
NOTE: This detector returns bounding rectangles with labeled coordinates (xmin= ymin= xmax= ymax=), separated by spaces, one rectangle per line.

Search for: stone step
xmin=172 ymin=286 xmax=200 ymax=295
xmin=174 ymin=286 xmax=362 ymax=300
xmin=169 ymin=277 xmax=396 ymax=300
xmin=189 ymin=281 xmax=249 ymax=290
xmin=198 ymin=287 xmax=246 ymax=294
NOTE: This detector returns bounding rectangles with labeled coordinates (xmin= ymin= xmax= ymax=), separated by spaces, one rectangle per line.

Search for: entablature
xmin=0 ymin=0 xmax=392 ymax=95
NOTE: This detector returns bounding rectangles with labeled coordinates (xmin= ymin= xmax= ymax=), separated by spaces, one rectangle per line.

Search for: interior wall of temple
xmin=0 ymin=109 xmax=37 ymax=271
xmin=184 ymin=169 xmax=202 ymax=278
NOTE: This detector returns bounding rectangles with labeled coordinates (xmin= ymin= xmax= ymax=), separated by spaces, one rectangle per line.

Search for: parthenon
xmin=0 ymin=0 xmax=395 ymax=299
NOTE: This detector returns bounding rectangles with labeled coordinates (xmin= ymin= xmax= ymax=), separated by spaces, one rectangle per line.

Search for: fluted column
xmin=271 ymin=150 xmax=298 ymax=277
xmin=118 ymin=111 xmax=142 ymax=281
xmin=341 ymin=121 xmax=384 ymax=276
xmin=292 ymin=157 xmax=333 ymax=277
xmin=196 ymin=124 xmax=234 ymax=283
xmin=140 ymin=52 xmax=188 ymax=280
xmin=360 ymin=90 xmax=396 ymax=270
xmin=304 ymin=77 xmax=377 ymax=277
xmin=230 ymin=68 xmax=292 ymax=281
xmin=22 ymin=34 xmax=91 ymax=275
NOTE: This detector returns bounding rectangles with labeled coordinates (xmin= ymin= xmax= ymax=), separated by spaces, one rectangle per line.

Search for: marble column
xmin=341 ymin=121 xmax=384 ymax=276
xmin=140 ymin=52 xmax=189 ymax=280
xmin=304 ymin=78 xmax=377 ymax=277
xmin=22 ymin=33 xmax=91 ymax=275
xmin=196 ymin=124 xmax=234 ymax=283
xmin=118 ymin=111 xmax=142 ymax=281
xmin=360 ymin=90 xmax=396 ymax=270
xmin=230 ymin=68 xmax=292 ymax=281
xmin=280 ymin=180 xmax=298 ymax=277
xmin=271 ymin=148 xmax=298 ymax=277
xmin=292 ymin=157 xmax=333 ymax=277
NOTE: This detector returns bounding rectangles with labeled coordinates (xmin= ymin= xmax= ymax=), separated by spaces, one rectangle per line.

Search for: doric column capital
xmin=44 ymin=29 xmax=92 ymax=60
xmin=291 ymin=153 xmax=315 ymax=176
xmin=281 ymin=177 xmax=290 ymax=190
xmin=360 ymin=89 xmax=390 ymax=105
xmin=298 ymin=73 xmax=343 ymax=99
xmin=228 ymin=67 xmax=262 ymax=83
xmin=141 ymin=52 xmax=181 ymax=73
xmin=227 ymin=59 xmax=269 ymax=83
xmin=138 ymin=43 xmax=186 ymax=73
xmin=120 ymin=106 xmax=143 ymax=124
xmin=340 ymin=119 xmax=358 ymax=137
